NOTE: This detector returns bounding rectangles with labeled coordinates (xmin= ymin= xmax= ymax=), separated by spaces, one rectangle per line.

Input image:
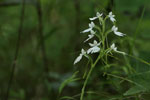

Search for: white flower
xmin=84 ymin=30 xmax=95 ymax=42
xmin=89 ymin=40 xmax=101 ymax=47
xmin=89 ymin=12 xmax=103 ymax=21
xmin=87 ymin=46 xmax=100 ymax=54
xmin=108 ymin=12 xmax=116 ymax=23
xmin=74 ymin=49 xmax=87 ymax=64
xmin=110 ymin=43 xmax=126 ymax=55
xmin=112 ymin=26 xmax=126 ymax=36
xmin=81 ymin=22 xmax=95 ymax=33
xmin=87 ymin=40 xmax=101 ymax=54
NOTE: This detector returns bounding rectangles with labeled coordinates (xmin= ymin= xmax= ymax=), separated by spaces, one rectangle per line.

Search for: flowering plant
xmin=73 ymin=11 xmax=126 ymax=100
xmin=59 ymin=11 xmax=150 ymax=100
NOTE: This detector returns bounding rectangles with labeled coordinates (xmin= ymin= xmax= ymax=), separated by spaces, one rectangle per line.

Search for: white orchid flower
xmin=108 ymin=12 xmax=116 ymax=23
xmin=81 ymin=22 xmax=95 ymax=33
xmin=89 ymin=40 xmax=101 ymax=47
xmin=87 ymin=40 xmax=101 ymax=54
xmin=112 ymin=26 xmax=126 ymax=37
xmin=110 ymin=43 xmax=126 ymax=55
xmin=84 ymin=30 xmax=96 ymax=42
xmin=89 ymin=12 xmax=103 ymax=21
xmin=74 ymin=49 xmax=88 ymax=64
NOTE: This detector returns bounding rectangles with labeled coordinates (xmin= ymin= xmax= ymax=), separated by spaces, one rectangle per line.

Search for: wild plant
xmin=59 ymin=11 xmax=150 ymax=100
xmin=73 ymin=11 xmax=126 ymax=100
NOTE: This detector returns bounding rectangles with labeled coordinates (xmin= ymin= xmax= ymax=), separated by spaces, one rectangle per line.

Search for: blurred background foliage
xmin=0 ymin=0 xmax=150 ymax=100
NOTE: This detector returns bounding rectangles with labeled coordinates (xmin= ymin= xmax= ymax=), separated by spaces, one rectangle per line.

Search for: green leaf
xmin=115 ymin=0 xmax=147 ymax=13
xmin=130 ymin=71 xmax=150 ymax=89
xmin=59 ymin=71 xmax=80 ymax=94
xmin=60 ymin=96 xmax=76 ymax=100
xmin=124 ymin=85 xmax=146 ymax=96
xmin=124 ymin=71 xmax=150 ymax=96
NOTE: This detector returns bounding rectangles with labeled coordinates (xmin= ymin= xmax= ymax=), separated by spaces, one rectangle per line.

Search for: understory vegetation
xmin=0 ymin=0 xmax=150 ymax=100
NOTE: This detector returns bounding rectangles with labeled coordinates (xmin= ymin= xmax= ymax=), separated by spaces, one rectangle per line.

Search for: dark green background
xmin=0 ymin=0 xmax=150 ymax=99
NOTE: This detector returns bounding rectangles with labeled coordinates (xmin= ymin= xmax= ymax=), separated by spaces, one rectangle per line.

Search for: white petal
xmin=89 ymin=40 xmax=100 ymax=47
xmin=91 ymin=46 xmax=100 ymax=54
xmin=110 ymin=43 xmax=126 ymax=55
xmin=93 ymin=40 xmax=101 ymax=46
xmin=84 ymin=34 xmax=94 ymax=42
xmin=111 ymin=43 xmax=118 ymax=51
xmin=113 ymin=47 xmax=126 ymax=55
xmin=81 ymin=28 xmax=92 ymax=33
xmin=108 ymin=12 xmax=116 ymax=22
xmin=87 ymin=48 xmax=92 ymax=54
xmin=89 ymin=22 xmax=95 ymax=28
xmin=90 ymin=30 xmax=95 ymax=35
xmin=89 ymin=43 xmax=94 ymax=47
xmin=110 ymin=43 xmax=115 ymax=49
xmin=97 ymin=12 xmax=103 ymax=17
xmin=114 ymin=31 xmax=126 ymax=37
xmin=115 ymin=50 xmax=126 ymax=55
xmin=113 ymin=47 xmax=117 ymax=51
xmin=112 ymin=26 xmax=118 ymax=32
xmin=97 ymin=42 xmax=101 ymax=46
xmin=109 ymin=12 xmax=113 ymax=16
xmin=81 ymin=49 xmax=86 ymax=55
xmin=89 ymin=17 xmax=98 ymax=21
xmin=87 ymin=46 xmax=100 ymax=54
xmin=74 ymin=54 xmax=82 ymax=64
xmin=93 ymin=40 xmax=98 ymax=45
xmin=110 ymin=17 xmax=116 ymax=22
xmin=107 ymin=43 xmax=115 ymax=53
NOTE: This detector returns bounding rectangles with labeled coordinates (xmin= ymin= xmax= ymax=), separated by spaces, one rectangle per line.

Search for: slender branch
xmin=0 ymin=1 xmax=33 ymax=7
xmin=5 ymin=0 xmax=26 ymax=100
xmin=36 ymin=0 xmax=49 ymax=73
xmin=0 ymin=2 xmax=19 ymax=7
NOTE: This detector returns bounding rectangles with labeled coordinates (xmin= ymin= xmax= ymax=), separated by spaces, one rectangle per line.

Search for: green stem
xmin=80 ymin=15 xmax=106 ymax=100
xmin=80 ymin=65 xmax=94 ymax=100
xmin=80 ymin=55 xmax=101 ymax=100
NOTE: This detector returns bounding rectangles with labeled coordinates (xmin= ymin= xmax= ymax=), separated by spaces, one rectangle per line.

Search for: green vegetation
xmin=0 ymin=0 xmax=150 ymax=100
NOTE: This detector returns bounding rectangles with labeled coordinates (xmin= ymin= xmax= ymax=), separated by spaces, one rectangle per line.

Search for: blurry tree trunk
xmin=0 ymin=2 xmax=19 ymax=7
xmin=0 ymin=0 xmax=33 ymax=7
xmin=36 ymin=0 xmax=49 ymax=74
xmin=64 ymin=0 xmax=81 ymax=55
xmin=106 ymin=0 xmax=115 ymax=12
xmin=71 ymin=0 xmax=81 ymax=48
xmin=5 ymin=0 xmax=26 ymax=100
xmin=74 ymin=0 xmax=80 ymax=35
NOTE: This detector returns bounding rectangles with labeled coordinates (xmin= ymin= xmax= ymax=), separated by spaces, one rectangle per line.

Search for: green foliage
xmin=124 ymin=85 xmax=146 ymax=96
xmin=115 ymin=0 xmax=147 ymax=12
xmin=59 ymin=71 xmax=80 ymax=94
xmin=0 ymin=0 xmax=150 ymax=99
xmin=124 ymin=71 xmax=150 ymax=96
xmin=60 ymin=96 xmax=76 ymax=100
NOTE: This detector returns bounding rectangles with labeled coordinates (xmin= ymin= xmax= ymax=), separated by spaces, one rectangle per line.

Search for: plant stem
xmin=80 ymin=55 xmax=101 ymax=100
xmin=80 ymin=65 xmax=94 ymax=100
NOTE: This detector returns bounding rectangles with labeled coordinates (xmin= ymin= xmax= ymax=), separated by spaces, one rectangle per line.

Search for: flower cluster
xmin=74 ymin=12 xmax=126 ymax=65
